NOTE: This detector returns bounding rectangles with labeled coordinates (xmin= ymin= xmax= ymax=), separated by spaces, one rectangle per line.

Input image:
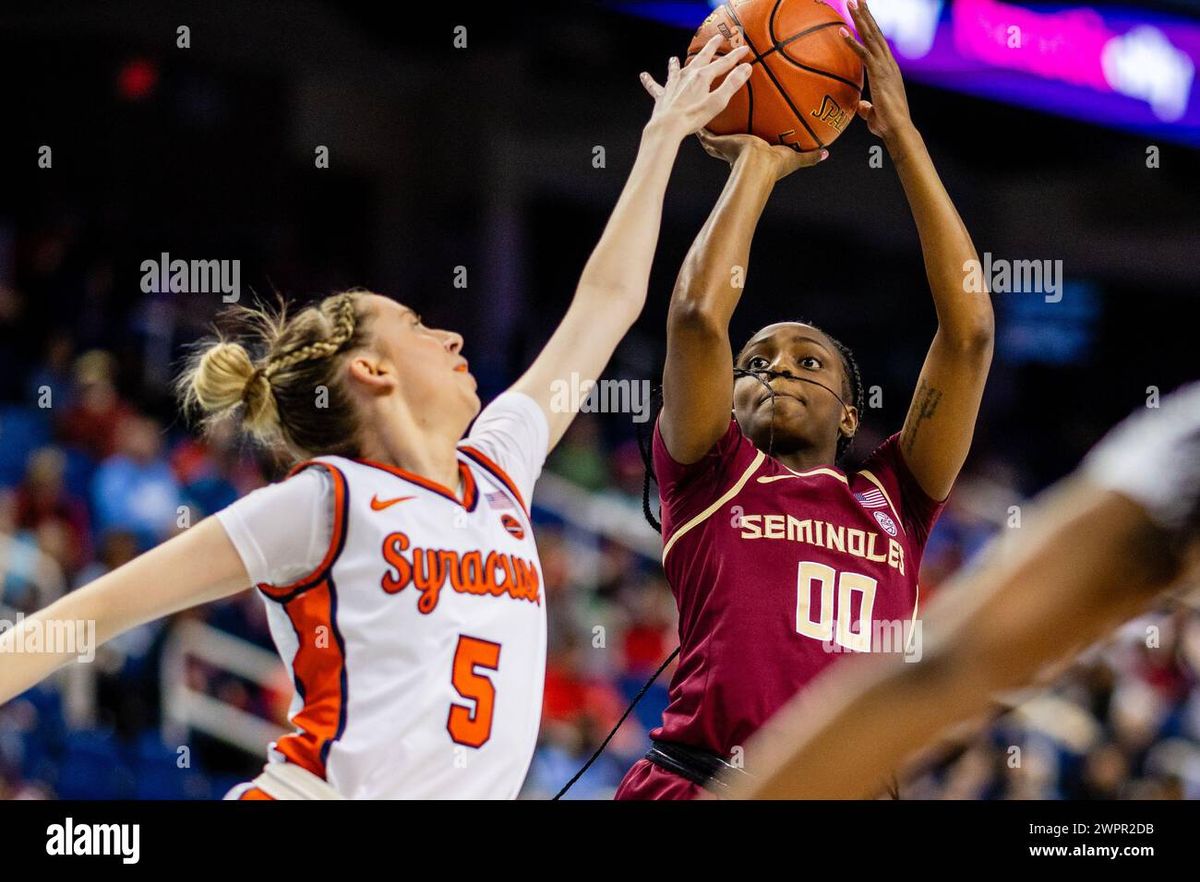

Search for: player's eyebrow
xmin=788 ymin=335 xmax=833 ymax=355
xmin=743 ymin=334 xmax=833 ymax=358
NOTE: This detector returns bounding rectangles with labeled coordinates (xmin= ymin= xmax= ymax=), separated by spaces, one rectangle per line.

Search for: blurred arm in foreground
xmin=726 ymin=382 xmax=1200 ymax=799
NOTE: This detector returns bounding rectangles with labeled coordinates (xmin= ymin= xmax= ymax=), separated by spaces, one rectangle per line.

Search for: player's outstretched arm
xmin=843 ymin=0 xmax=994 ymax=501
xmin=726 ymin=382 xmax=1200 ymax=798
xmin=660 ymin=131 xmax=825 ymax=464
xmin=511 ymin=36 xmax=753 ymax=452
xmin=0 ymin=516 xmax=252 ymax=706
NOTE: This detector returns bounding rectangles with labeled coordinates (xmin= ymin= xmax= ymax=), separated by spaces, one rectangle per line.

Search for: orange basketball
xmin=688 ymin=0 xmax=863 ymax=151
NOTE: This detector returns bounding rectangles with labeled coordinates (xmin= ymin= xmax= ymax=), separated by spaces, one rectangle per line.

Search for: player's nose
xmin=440 ymin=329 xmax=464 ymax=355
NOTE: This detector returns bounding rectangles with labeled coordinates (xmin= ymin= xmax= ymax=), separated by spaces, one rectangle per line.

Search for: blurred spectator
xmin=171 ymin=420 xmax=264 ymax=519
xmin=14 ymin=447 xmax=91 ymax=573
xmin=56 ymin=350 xmax=134 ymax=461
xmin=0 ymin=488 xmax=67 ymax=611
xmin=27 ymin=331 xmax=75 ymax=409
xmin=545 ymin=415 xmax=610 ymax=492
xmin=90 ymin=415 xmax=182 ymax=548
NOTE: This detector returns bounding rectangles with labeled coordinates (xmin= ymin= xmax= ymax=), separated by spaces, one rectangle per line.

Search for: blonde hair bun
xmin=177 ymin=290 xmax=366 ymax=457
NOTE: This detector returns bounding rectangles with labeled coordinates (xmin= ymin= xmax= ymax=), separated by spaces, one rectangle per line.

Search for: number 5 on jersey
xmin=447 ymin=635 xmax=501 ymax=748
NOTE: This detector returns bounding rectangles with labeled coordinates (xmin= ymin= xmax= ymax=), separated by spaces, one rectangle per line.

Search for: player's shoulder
xmin=852 ymin=432 xmax=911 ymax=485
xmin=849 ymin=433 xmax=910 ymax=509
xmin=653 ymin=414 xmax=759 ymax=472
xmin=852 ymin=431 xmax=948 ymax=545
xmin=459 ymin=390 xmax=549 ymax=508
xmin=464 ymin=390 xmax=547 ymax=441
xmin=856 ymin=432 xmax=903 ymax=469
xmin=283 ymin=454 xmax=357 ymax=488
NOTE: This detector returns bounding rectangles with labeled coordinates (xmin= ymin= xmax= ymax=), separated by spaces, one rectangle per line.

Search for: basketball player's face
xmin=362 ymin=295 xmax=480 ymax=421
xmin=733 ymin=323 xmax=851 ymax=459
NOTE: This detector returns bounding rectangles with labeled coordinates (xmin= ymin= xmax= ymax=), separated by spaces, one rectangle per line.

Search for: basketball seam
xmin=768 ymin=1 xmax=863 ymax=93
xmin=746 ymin=77 xmax=754 ymax=133
xmin=776 ymin=19 xmax=847 ymax=50
xmin=772 ymin=55 xmax=864 ymax=93
xmin=700 ymin=16 xmax=850 ymax=67
xmin=727 ymin=0 xmax=825 ymax=150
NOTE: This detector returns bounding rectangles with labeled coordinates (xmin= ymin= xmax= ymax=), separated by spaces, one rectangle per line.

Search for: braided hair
xmin=821 ymin=328 xmax=865 ymax=461
xmin=179 ymin=290 xmax=369 ymax=461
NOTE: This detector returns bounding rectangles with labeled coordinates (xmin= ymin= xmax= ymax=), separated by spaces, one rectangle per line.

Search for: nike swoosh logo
xmin=371 ymin=494 xmax=416 ymax=510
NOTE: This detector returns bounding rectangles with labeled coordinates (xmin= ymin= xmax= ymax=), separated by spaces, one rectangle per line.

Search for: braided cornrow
xmin=826 ymin=332 xmax=864 ymax=461
xmin=263 ymin=293 xmax=358 ymax=379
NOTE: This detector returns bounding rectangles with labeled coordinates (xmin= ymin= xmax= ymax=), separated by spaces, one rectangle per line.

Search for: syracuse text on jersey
xmin=379 ymin=531 xmax=542 ymax=613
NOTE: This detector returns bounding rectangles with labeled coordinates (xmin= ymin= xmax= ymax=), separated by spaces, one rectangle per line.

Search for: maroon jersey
xmin=646 ymin=417 xmax=944 ymax=758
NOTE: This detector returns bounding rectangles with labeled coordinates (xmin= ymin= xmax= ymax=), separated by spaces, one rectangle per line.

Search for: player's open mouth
xmin=453 ymin=361 xmax=469 ymax=373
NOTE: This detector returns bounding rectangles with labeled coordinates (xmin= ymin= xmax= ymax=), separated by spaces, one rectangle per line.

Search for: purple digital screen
xmin=614 ymin=1 xmax=1200 ymax=146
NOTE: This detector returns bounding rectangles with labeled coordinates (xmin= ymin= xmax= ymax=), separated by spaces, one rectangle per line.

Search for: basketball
xmin=688 ymin=0 xmax=864 ymax=151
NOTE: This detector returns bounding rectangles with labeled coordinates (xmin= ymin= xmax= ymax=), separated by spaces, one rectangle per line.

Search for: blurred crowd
xmin=1 ymin=222 xmax=1198 ymax=801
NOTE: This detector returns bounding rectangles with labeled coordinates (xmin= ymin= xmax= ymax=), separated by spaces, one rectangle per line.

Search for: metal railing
xmin=160 ymin=618 xmax=287 ymax=756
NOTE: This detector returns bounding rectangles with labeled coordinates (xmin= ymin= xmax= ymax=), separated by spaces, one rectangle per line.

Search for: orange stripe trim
xmin=460 ymin=461 xmax=478 ymax=510
xmin=237 ymin=786 xmax=275 ymax=800
xmin=258 ymin=462 xmax=348 ymax=600
xmin=274 ymin=577 xmax=347 ymax=780
xmin=354 ymin=458 xmax=478 ymax=509
xmin=457 ymin=446 xmax=527 ymax=515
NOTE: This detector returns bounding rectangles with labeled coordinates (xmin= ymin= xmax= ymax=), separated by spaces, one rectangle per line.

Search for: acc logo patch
xmin=874 ymin=510 xmax=898 ymax=537
xmin=501 ymin=513 xmax=525 ymax=540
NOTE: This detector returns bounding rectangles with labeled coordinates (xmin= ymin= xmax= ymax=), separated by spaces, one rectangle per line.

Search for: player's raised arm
xmin=0 ymin=516 xmax=252 ymax=706
xmin=844 ymin=0 xmax=994 ymax=501
xmin=510 ymin=36 xmax=753 ymax=451
xmin=660 ymin=133 xmax=825 ymax=464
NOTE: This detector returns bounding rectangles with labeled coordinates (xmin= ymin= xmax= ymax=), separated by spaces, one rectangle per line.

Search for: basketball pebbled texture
xmin=688 ymin=0 xmax=864 ymax=152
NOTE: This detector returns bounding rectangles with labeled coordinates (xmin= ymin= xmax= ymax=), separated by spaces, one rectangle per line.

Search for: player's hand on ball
xmin=696 ymin=129 xmax=827 ymax=180
xmin=840 ymin=0 xmax=913 ymax=144
xmin=640 ymin=35 xmax=753 ymax=140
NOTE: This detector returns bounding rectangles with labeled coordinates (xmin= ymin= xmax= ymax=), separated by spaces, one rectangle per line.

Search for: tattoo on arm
xmin=904 ymin=379 xmax=943 ymax=454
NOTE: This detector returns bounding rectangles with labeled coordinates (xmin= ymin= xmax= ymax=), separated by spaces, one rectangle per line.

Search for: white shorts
xmin=223 ymin=761 xmax=345 ymax=800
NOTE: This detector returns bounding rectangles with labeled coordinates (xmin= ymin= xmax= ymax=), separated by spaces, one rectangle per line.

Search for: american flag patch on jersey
xmin=486 ymin=490 xmax=515 ymax=511
xmin=854 ymin=488 xmax=889 ymax=509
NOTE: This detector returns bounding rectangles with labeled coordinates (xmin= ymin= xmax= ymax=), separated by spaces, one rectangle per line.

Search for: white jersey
xmin=216 ymin=392 xmax=549 ymax=798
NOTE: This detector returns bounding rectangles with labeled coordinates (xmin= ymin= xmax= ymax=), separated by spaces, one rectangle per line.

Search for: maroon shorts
xmin=614 ymin=758 xmax=714 ymax=800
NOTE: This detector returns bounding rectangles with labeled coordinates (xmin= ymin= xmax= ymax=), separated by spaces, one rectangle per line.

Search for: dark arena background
xmin=1 ymin=0 xmax=1199 ymax=840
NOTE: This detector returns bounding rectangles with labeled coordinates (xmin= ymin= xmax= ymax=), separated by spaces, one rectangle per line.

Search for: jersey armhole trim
xmin=458 ymin=445 xmax=529 ymax=516
xmin=257 ymin=462 xmax=350 ymax=602
xmin=662 ymin=450 xmax=766 ymax=564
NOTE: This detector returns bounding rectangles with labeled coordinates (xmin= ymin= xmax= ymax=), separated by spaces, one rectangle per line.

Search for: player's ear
xmin=840 ymin=404 xmax=859 ymax=441
xmin=346 ymin=354 xmax=394 ymax=395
